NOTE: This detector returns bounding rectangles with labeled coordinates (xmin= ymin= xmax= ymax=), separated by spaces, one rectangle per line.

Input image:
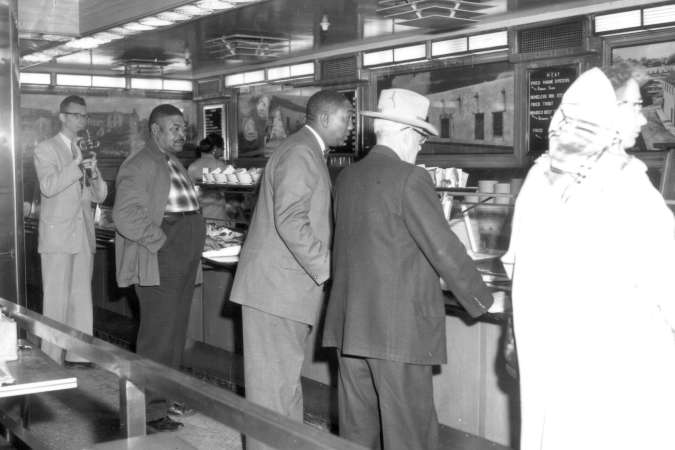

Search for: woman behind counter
xmin=503 ymin=64 xmax=675 ymax=450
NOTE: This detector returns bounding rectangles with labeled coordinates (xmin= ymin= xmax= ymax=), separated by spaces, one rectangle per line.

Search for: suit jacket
xmin=322 ymin=145 xmax=493 ymax=365
xmin=113 ymin=140 xmax=194 ymax=287
xmin=230 ymin=126 xmax=332 ymax=325
xmin=33 ymin=134 xmax=108 ymax=254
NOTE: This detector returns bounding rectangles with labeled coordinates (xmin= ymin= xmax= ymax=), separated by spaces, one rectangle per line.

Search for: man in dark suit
xmin=323 ymin=88 xmax=504 ymax=450
xmin=113 ymin=104 xmax=205 ymax=432
xmin=33 ymin=95 xmax=107 ymax=366
xmin=230 ymin=90 xmax=352 ymax=450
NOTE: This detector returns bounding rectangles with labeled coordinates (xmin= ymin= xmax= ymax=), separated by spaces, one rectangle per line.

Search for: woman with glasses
xmin=503 ymin=64 xmax=675 ymax=450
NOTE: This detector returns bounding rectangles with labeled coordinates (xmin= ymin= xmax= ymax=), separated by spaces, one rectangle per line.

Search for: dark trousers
xmin=134 ymin=213 xmax=205 ymax=421
xmin=337 ymin=353 xmax=439 ymax=450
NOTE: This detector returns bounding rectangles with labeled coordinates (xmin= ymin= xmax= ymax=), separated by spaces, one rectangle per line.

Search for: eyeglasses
xmin=62 ymin=112 xmax=89 ymax=120
xmin=403 ymin=127 xmax=429 ymax=145
xmin=617 ymin=100 xmax=643 ymax=113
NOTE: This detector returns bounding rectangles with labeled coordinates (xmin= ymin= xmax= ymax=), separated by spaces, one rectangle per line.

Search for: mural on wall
xmin=237 ymin=87 xmax=320 ymax=157
xmin=20 ymin=94 xmax=197 ymax=159
xmin=377 ymin=61 xmax=515 ymax=154
xmin=613 ymin=40 xmax=675 ymax=150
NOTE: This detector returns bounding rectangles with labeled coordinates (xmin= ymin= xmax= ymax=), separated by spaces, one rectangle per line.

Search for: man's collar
xmin=304 ymin=124 xmax=326 ymax=153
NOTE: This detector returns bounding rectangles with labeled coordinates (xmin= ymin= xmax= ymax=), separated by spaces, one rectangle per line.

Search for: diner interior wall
xmin=20 ymin=92 xmax=198 ymax=160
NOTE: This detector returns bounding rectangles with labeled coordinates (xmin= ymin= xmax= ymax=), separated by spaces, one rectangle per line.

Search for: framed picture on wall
xmin=604 ymin=30 xmax=675 ymax=152
xmin=375 ymin=60 xmax=516 ymax=155
xmin=236 ymin=87 xmax=320 ymax=158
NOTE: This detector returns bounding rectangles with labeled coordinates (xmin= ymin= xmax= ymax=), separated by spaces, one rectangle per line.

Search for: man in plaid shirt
xmin=113 ymin=104 xmax=205 ymax=432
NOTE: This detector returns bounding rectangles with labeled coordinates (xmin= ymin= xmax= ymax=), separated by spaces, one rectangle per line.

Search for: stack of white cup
xmin=478 ymin=179 xmax=497 ymax=204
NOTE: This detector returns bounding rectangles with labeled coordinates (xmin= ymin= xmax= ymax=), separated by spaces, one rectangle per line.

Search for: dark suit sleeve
xmin=402 ymin=167 xmax=493 ymax=317
xmin=272 ymin=145 xmax=330 ymax=285
xmin=112 ymin=158 xmax=166 ymax=252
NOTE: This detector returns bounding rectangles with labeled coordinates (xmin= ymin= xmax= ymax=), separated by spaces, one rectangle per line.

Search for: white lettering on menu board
xmin=528 ymin=66 xmax=577 ymax=157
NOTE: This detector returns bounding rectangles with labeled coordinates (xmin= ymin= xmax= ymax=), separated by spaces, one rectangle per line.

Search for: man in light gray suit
xmin=33 ymin=95 xmax=107 ymax=365
xmin=230 ymin=90 xmax=352 ymax=450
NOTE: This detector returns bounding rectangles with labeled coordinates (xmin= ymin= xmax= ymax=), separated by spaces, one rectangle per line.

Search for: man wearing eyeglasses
xmin=323 ymin=88 xmax=504 ymax=450
xmin=33 ymin=95 xmax=107 ymax=366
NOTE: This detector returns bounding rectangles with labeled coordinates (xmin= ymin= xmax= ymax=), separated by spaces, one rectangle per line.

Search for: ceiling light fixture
xmin=64 ymin=37 xmax=103 ymax=50
xmin=205 ymin=33 xmax=290 ymax=60
xmin=139 ymin=17 xmax=175 ymax=27
xmin=376 ymin=0 xmax=493 ymax=29
xmin=175 ymin=5 xmax=212 ymax=16
xmin=21 ymin=0 xmax=265 ymax=68
xmin=123 ymin=22 xmax=156 ymax=32
xmin=196 ymin=0 xmax=235 ymax=10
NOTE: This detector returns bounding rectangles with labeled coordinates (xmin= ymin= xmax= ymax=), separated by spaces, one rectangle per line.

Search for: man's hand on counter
xmin=488 ymin=291 xmax=507 ymax=314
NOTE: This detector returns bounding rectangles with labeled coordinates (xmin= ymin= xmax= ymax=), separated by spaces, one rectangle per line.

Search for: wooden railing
xmin=0 ymin=297 xmax=366 ymax=450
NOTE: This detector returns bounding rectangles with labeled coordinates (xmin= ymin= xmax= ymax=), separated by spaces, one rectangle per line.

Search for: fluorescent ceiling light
xmin=92 ymin=76 xmax=126 ymax=88
xmin=131 ymin=78 xmax=163 ymax=90
xmin=56 ymin=73 xmax=92 ymax=87
xmin=107 ymin=26 xmax=139 ymax=36
xmin=225 ymin=73 xmax=245 ymax=86
xmin=432 ymin=37 xmax=468 ymax=56
xmin=90 ymin=32 xmax=124 ymax=43
xmin=64 ymin=37 xmax=102 ymax=50
xmin=163 ymin=79 xmax=193 ymax=91
xmin=393 ymin=43 xmax=426 ymax=62
xmin=57 ymin=51 xmax=115 ymax=65
xmin=594 ymin=10 xmax=641 ymax=33
xmin=157 ymin=11 xmax=191 ymax=22
xmin=363 ymin=49 xmax=393 ymax=67
xmin=290 ymin=62 xmax=314 ymax=77
xmin=195 ymin=0 xmax=234 ymax=10
xmin=267 ymin=66 xmax=291 ymax=80
xmin=174 ymin=5 xmax=212 ymax=16
xmin=140 ymin=17 xmax=175 ymax=27
xmin=123 ymin=22 xmax=156 ymax=32
xmin=22 ymin=53 xmax=53 ymax=63
xmin=243 ymin=70 xmax=265 ymax=84
xmin=643 ymin=4 xmax=675 ymax=26
xmin=20 ymin=72 xmax=50 ymax=84
xmin=468 ymin=31 xmax=507 ymax=50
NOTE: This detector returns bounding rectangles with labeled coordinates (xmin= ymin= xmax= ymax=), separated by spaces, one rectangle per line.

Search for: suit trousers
xmin=242 ymin=305 xmax=311 ymax=450
xmin=134 ymin=213 xmax=204 ymax=421
xmin=337 ymin=353 xmax=439 ymax=450
xmin=40 ymin=230 xmax=93 ymax=364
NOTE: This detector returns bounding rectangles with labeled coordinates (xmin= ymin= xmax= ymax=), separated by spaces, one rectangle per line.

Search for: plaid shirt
xmin=165 ymin=156 xmax=200 ymax=213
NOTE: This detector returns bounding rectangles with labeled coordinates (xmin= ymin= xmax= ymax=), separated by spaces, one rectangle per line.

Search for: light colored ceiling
xmin=16 ymin=0 xmax=630 ymax=80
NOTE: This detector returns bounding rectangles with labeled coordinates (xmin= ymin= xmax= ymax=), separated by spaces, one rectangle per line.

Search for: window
xmin=492 ymin=111 xmax=504 ymax=138
xmin=474 ymin=113 xmax=485 ymax=140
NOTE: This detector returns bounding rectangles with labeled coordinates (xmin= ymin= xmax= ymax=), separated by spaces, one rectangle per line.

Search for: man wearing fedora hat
xmin=323 ymin=88 xmax=503 ymax=450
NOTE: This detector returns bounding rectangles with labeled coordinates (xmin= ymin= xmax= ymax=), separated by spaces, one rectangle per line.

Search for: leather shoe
xmin=64 ymin=361 xmax=93 ymax=369
xmin=168 ymin=402 xmax=195 ymax=417
xmin=147 ymin=416 xmax=183 ymax=432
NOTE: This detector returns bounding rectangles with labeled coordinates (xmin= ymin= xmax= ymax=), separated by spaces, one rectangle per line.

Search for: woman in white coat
xmin=503 ymin=65 xmax=675 ymax=450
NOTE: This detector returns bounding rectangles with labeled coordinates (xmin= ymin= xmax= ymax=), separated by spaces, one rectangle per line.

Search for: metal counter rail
xmin=0 ymin=297 xmax=366 ymax=450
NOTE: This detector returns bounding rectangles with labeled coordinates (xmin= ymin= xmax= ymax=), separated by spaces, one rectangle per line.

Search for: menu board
xmin=203 ymin=104 xmax=224 ymax=137
xmin=528 ymin=66 xmax=577 ymax=156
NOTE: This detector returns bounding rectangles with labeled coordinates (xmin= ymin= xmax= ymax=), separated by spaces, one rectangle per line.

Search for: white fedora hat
xmin=361 ymin=88 xmax=438 ymax=136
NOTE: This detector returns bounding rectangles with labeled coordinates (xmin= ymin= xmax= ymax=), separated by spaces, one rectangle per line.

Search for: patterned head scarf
xmin=545 ymin=68 xmax=633 ymax=200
